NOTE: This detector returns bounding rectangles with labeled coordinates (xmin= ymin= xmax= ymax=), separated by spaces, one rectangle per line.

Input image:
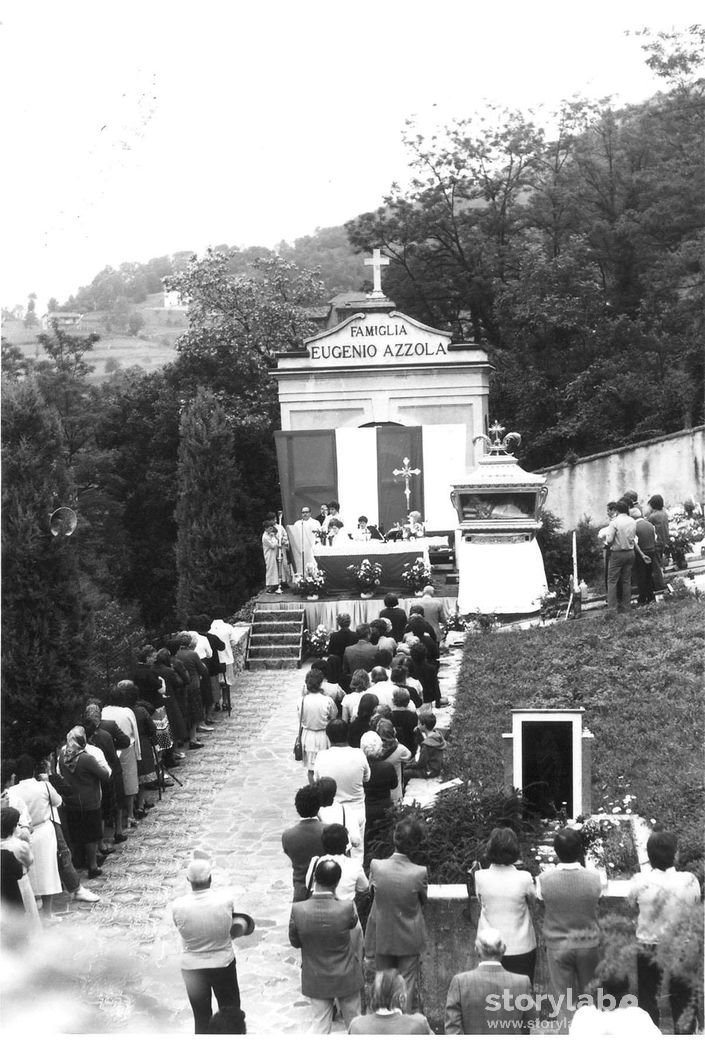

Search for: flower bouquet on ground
xmin=292 ymin=565 xmax=326 ymax=597
xmin=401 ymin=556 xmax=432 ymax=592
xmin=304 ymin=623 xmax=330 ymax=657
xmin=666 ymin=505 xmax=705 ymax=570
xmin=347 ymin=558 xmax=383 ymax=592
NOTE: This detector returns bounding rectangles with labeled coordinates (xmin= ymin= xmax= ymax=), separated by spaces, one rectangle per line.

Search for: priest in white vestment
xmin=288 ymin=505 xmax=321 ymax=575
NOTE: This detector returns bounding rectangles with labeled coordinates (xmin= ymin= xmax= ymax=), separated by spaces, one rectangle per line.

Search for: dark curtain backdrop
xmin=376 ymin=425 xmax=424 ymax=533
xmin=274 ymin=430 xmax=337 ymax=526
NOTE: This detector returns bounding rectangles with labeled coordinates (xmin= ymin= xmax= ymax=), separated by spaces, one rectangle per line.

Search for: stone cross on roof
xmin=364 ymin=248 xmax=390 ymax=297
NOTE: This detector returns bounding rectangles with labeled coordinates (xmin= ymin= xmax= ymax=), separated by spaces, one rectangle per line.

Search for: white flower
xmin=612 ymin=807 xmax=621 ymax=814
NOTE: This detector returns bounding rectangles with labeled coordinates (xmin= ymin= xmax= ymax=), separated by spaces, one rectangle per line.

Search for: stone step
xmin=247 ymin=657 xmax=299 ymax=670
xmin=248 ymin=644 xmax=300 ymax=659
xmin=251 ymin=621 xmax=302 ymax=634
xmin=254 ymin=609 xmax=304 ymax=622
xmin=249 ymin=631 xmax=302 ymax=646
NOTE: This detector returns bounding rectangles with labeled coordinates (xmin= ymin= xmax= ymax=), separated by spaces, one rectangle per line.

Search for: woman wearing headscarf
xmin=14 ymin=754 xmax=63 ymax=917
xmin=102 ymin=682 xmax=141 ymax=830
xmin=57 ymin=727 xmax=111 ymax=880
xmin=360 ymin=731 xmax=398 ymax=864
xmin=83 ymin=700 xmax=127 ymax=851
xmin=374 ymin=719 xmax=411 ymax=805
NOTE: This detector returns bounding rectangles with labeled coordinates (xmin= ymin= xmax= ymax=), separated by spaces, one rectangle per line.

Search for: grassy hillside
xmin=447 ymin=597 xmax=704 ymax=869
xmin=2 ymin=301 xmax=185 ymax=378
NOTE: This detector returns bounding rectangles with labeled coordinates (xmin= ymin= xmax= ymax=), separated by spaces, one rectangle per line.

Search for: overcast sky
xmin=2 ymin=0 xmax=702 ymax=311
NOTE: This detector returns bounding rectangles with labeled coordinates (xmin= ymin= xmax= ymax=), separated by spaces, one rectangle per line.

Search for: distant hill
xmin=3 ymin=226 xmax=368 ymax=376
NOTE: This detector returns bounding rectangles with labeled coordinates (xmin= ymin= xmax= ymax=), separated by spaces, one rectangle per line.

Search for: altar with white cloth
xmin=312 ymin=539 xmax=429 ymax=591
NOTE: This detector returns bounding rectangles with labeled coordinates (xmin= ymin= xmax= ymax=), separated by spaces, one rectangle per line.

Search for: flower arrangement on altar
xmin=666 ymin=503 xmax=705 ymax=569
xmin=401 ymin=556 xmax=432 ymax=592
xmin=304 ymin=623 xmax=330 ymax=657
xmin=292 ymin=565 xmax=326 ymax=596
xmin=347 ymin=558 xmax=382 ymax=591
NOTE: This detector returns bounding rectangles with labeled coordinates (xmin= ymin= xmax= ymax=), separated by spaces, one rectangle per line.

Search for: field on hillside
xmin=2 ymin=300 xmax=186 ymax=378
xmin=447 ymin=596 xmax=704 ymax=870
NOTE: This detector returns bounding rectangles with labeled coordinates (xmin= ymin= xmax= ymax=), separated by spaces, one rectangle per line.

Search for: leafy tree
xmin=47 ymin=297 xmax=59 ymax=313
xmin=35 ymin=322 xmax=99 ymax=463
xmin=1 ymin=338 xmax=29 ymax=381
xmin=24 ymin=292 xmax=38 ymax=328
xmin=175 ymin=389 xmax=252 ymax=619
xmin=1 ymin=379 xmax=89 ymax=754
xmin=127 ymin=311 xmax=145 ymax=337
xmin=94 ymin=368 xmax=181 ymax=632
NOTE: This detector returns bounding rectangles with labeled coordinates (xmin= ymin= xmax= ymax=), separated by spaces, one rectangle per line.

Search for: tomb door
xmin=521 ymin=720 xmax=573 ymax=818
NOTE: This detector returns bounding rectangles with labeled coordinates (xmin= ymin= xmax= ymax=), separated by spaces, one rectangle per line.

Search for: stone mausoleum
xmin=271 ymin=250 xmax=493 ymax=535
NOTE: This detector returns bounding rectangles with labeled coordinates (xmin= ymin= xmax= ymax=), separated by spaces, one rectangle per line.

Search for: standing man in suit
xmin=365 ymin=817 xmax=428 ymax=1012
xmin=281 ymin=785 xmax=325 ymax=902
xmin=342 ymin=624 xmax=378 ymax=684
xmin=444 ymin=928 xmax=532 ymax=1034
xmin=419 ymin=586 xmax=447 ymax=642
xmin=289 ymin=858 xmax=363 ymax=1033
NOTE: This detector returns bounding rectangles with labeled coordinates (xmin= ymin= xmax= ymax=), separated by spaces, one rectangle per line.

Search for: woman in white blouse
xmin=474 ymin=826 xmax=537 ymax=983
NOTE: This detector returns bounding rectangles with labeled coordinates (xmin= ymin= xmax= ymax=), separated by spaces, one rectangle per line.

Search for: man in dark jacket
xmin=281 ymin=785 xmax=325 ymax=902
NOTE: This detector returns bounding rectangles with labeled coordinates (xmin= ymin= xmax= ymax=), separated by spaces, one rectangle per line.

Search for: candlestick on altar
xmin=275 ymin=511 xmax=284 ymax=593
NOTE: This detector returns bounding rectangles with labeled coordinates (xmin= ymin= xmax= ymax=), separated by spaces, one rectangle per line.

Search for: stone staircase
xmin=245 ymin=603 xmax=305 ymax=670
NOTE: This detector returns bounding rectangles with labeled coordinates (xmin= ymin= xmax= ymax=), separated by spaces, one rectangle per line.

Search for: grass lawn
xmin=445 ymin=596 xmax=704 ymax=874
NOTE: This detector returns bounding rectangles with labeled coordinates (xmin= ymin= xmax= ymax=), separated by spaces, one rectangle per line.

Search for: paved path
xmin=22 ymin=649 xmax=461 ymax=1034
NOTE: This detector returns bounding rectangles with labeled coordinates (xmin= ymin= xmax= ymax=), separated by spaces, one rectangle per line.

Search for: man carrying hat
xmin=171 ymin=857 xmax=254 ymax=1033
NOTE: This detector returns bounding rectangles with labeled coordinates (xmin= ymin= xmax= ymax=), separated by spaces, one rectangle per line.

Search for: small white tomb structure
xmin=450 ymin=423 xmax=548 ymax=615
xmin=502 ymin=707 xmax=594 ymax=818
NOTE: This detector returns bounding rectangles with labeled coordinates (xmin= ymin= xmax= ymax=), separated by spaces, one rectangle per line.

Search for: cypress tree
xmin=1 ymin=380 xmax=89 ymax=754
xmin=175 ymin=388 xmax=250 ymax=621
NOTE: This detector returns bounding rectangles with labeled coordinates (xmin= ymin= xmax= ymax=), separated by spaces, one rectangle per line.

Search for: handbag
xmin=46 ymin=782 xmax=72 ymax=872
xmin=293 ymin=697 xmax=304 ymax=761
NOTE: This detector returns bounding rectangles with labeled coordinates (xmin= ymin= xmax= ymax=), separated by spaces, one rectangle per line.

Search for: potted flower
xmin=347 ymin=558 xmax=383 ymax=598
xmin=305 ymin=623 xmax=330 ymax=657
xmin=401 ymin=556 xmax=432 ymax=595
xmin=293 ymin=565 xmax=326 ymax=599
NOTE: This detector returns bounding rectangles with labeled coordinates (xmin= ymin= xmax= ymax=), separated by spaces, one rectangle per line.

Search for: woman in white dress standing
xmin=14 ymin=754 xmax=62 ymax=918
xmin=300 ymin=668 xmax=337 ymax=785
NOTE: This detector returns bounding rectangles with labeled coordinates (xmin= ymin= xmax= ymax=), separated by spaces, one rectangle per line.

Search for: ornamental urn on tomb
xmin=450 ymin=422 xmax=549 ymax=615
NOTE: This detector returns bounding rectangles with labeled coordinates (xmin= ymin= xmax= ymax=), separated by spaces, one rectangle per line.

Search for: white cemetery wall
xmin=540 ymin=426 xmax=705 ymax=530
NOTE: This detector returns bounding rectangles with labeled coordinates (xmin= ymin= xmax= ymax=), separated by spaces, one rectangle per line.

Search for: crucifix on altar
xmin=364 ymin=248 xmax=390 ymax=298
xmin=393 ymin=456 xmax=422 ymax=510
